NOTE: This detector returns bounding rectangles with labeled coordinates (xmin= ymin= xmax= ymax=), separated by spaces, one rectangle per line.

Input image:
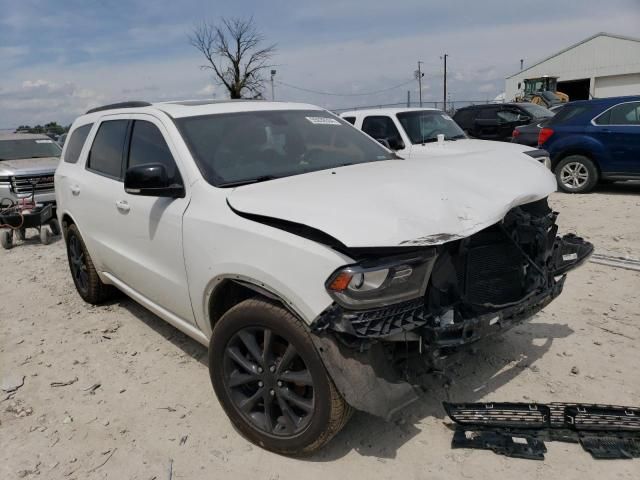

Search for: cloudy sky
xmin=1 ymin=0 xmax=639 ymax=127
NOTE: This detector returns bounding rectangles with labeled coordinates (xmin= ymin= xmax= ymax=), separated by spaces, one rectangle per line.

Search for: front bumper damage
xmin=311 ymin=199 xmax=593 ymax=420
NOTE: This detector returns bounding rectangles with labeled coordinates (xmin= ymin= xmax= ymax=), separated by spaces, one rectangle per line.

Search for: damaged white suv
xmin=55 ymin=100 xmax=592 ymax=455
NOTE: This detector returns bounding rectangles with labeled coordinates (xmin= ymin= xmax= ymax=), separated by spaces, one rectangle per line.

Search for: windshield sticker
xmin=35 ymin=139 xmax=53 ymax=143
xmin=306 ymin=117 xmax=341 ymax=125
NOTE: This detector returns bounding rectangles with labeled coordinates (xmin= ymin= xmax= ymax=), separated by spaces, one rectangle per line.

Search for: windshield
xmin=520 ymin=103 xmax=554 ymax=119
xmin=396 ymin=111 xmax=466 ymax=144
xmin=176 ymin=110 xmax=396 ymax=187
xmin=0 ymin=138 xmax=62 ymax=161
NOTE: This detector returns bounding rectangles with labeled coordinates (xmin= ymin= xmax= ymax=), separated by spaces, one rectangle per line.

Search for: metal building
xmin=505 ymin=32 xmax=640 ymax=102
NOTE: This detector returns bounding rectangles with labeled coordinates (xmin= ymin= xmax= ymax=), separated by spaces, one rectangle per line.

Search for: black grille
xmin=10 ymin=174 xmax=55 ymax=195
xmin=465 ymin=242 xmax=525 ymax=305
xmin=344 ymin=298 xmax=426 ymax=337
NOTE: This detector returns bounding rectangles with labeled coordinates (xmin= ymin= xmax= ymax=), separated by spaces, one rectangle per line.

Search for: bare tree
xmin=190 ymin=17 xmax=276 ymax=99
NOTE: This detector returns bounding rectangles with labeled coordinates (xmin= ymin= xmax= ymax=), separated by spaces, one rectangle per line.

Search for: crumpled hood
xmin=408 ymin=138 xmax=535 ymax=157
xmin=0 ymin=157 xmax=59 ymax=176
xmin=227 ymin=152 xmax=556 ymax=248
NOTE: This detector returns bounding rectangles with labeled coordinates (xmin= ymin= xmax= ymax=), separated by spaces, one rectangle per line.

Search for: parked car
xmin=453 ymin=102 xmax=554 ymax=142
xmin=0 ymin=132 xmax=61 ymax=205
xmin=341 ymin=108 xmax=551 ymax=167
xmin=57 ymin=133 xmax=68 ymax=148
xmin=512 ymin=105 xmax=565 ymax=147
xmin=55 ymin=100 xmax=591 ymax=455
xmin=539 ymin=95 xmax=640 ymax=193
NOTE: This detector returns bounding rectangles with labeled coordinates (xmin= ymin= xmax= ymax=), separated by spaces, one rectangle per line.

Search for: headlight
xmin=325 ymin=252 xmax=434 ymax=309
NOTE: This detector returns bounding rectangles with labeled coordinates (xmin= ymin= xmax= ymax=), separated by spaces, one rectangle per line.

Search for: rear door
xmin=473 ymin=107 xmax=501 ymax=140
xmin=592 ymin=101 xmax=640 ymax=174
xmin=76 ymin=117 xmax=132 ymax=274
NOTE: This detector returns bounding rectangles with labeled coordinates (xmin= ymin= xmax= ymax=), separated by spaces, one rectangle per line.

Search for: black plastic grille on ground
xmin=344 ymin=297 xmax=426 ymax=337
xmin=444 ymin=402 xmax=640 ymax=460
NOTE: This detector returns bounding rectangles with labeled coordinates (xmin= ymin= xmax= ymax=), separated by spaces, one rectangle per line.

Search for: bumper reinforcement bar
xmin=444 ymin=402 xmax=640 ymax=460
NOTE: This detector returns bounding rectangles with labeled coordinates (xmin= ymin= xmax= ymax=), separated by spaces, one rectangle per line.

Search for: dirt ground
xmin=1 ymin=183 xmax=639 ymax=480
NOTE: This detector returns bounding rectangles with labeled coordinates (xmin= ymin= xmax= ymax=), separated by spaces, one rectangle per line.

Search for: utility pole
xmin=270 ymin=69 xmax=276 ymax=101
xmin=415 ymin=61 xmax=424 ymax=107
xmin=442 ymin=54 xmax=448 ymax=112
xmin=520 ymin=59 xmax=524 ymax=71
xmin=407 ymin=90 xmax=411 ymax=107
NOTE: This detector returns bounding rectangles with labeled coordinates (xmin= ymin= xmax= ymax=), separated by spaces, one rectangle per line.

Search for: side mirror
xmin=376 ymin=138 xmax=391 ymax=149
xmin=124 ymin=163 xmax=184 ymax=198
xmin=388 ymin=137 xmax=405 ymax=150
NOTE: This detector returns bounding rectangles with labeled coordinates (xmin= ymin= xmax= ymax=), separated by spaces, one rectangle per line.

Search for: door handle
xmin=115 ymin=200 xmax=130 ymax=213
xmin=70 ymin=185 xmax=80 ymax=196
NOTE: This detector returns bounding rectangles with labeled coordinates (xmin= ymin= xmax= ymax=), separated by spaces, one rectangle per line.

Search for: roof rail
xmin=86 ymin=101 xmax=152 ymax=114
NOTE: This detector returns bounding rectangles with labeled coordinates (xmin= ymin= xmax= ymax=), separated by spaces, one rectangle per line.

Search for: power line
xmin=274 ymin=78 xmax=416 ymax=97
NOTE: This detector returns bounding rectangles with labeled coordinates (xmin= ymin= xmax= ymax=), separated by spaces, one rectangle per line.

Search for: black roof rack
xmin=86 ymin=101 xmax=152 ymax=114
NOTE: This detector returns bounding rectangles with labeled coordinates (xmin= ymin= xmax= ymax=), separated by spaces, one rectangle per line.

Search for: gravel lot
xmin=1 ymin=184 xmax=639 ymax=479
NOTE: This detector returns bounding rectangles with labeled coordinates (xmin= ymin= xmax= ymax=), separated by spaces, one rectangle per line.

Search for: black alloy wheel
xmin=223 ymin=326 xmax=315 ymax=436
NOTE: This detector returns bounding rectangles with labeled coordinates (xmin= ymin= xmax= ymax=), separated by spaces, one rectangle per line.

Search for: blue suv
xmin=539 ymin=95 xmax=640 ymax=193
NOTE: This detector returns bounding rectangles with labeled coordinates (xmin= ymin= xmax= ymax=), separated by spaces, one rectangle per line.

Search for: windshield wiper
xmin=448 ymin=134 xmax=466 ymax=140
xmin=217 ymin=175 xmax=280 ymax=188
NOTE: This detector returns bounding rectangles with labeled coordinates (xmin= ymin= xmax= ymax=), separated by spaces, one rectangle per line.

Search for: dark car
xmin=454 ymin=103 xmax=554 ymax=142
xmin=512 ymin=105 xmax=566 ymax=147
xmin=540 ymin=95 xmax=640 ymax=193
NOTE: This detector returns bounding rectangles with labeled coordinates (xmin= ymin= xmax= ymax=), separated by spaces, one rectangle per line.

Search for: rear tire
xmin=65 ymin=224 xmax=114 ymax=304
xmin=555 ymin=155 xmax=598 ymax=193
xmin=209 ymin=298 xmax=352 ymax=455
xmin=1 ymin=230 xmax=13 ymax=250
xmin=50 ymin=219 xmax=61 ymax=236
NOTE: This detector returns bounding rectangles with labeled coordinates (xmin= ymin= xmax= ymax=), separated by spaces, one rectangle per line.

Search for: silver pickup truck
xmin=0 ymin=132 xmax=60 ymax=205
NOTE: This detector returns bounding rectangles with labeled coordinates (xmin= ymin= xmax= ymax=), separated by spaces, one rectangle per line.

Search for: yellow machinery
xmin=516 ymin=76 xmax=569 ymax=107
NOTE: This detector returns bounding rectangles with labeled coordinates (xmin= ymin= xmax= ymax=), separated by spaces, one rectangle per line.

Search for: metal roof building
xmin=505 ymin=32 xmax=640 ymax=102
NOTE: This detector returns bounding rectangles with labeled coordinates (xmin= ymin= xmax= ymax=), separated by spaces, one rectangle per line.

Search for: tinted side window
xmin=477 ymin=108 xmax=498 ymax=120
xmin=608 ymin=102 xmax=640 ymax=125
xmin=549 ymin=105 xmax=591 ymax=125
xmin=128 ymin=121 xmax=180 ymax=183
xmin=497 ymin=109 xmax=521 ymax=122
xmin=453 ymin=109 xmax=474 ymax=128
xmin=63 ymin=124 xmax=93 ymax=164
xmin=87 ymin=120 xmax=128 ymax=179
xmin=362 ymin=116 xmax=401 ymax=140
xmin=342 ymin=116 xmax=356 ymax=125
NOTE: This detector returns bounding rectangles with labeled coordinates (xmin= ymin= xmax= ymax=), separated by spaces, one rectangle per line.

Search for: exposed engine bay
xmin=311 ymin=198 xmax=593 ymax=419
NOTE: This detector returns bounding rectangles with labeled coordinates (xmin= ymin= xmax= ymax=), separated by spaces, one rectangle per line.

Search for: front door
xmin=115 ymin=115 xmax=195 ymax=322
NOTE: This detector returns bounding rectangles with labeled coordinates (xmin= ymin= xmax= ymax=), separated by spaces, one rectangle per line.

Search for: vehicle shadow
xmin=590 ymin=180 xmax=640 ymax=195
xmin=116 ymin=298 xmax=573 ymax=461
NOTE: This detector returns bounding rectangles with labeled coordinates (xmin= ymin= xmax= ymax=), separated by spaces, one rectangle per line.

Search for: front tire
xmin=555 ymin=155 xmax=598 ymax=193
xmin=65 ymin=224 xmax=114 ymax=304
xmin=209 ymin=298 xmax=352 ymax=455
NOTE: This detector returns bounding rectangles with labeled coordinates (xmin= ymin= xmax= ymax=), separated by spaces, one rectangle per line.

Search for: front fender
xmin=183 ymin=183 xmax=353 ymax=339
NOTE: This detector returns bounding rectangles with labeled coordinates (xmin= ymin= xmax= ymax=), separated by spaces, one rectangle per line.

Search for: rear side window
xmin=602 ymin=102 xmax=640 ymax=125
xmin=87 ymin=120 xmax=128 ymax=179
xmin=342 ymin=116 xmax=356 ymax=125
xmin=549 ymin=105 xmax=591 ymax=125
xmin=128 ymin=121 xmax=180 ymax=183
xmin=476 ymin=108 xmax=498 ymax=120
xmin=63 ymin=124 xmax=92 ymax=164
xmin=453 ymin=109 xmax=474 ymax=127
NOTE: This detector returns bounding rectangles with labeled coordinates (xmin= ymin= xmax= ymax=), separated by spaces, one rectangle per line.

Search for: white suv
xmin=340 ymin=108 xmax=551 ymax=167
xmin=55 ymin=100 xmax=591 ymax=454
